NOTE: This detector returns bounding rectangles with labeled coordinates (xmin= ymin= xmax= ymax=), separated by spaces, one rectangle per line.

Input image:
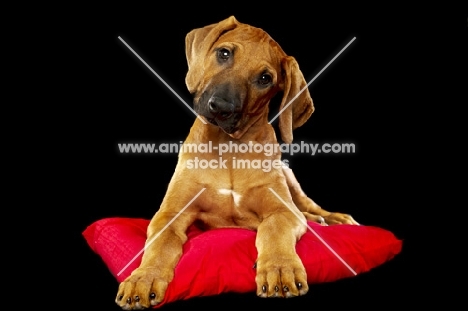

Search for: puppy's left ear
xmin=185 ymin=16 xmax=239 ymax=94
xmin=278 ymin=56 xmax=314 ymax=144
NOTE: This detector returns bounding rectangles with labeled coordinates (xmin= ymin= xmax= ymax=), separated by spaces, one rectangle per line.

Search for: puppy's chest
xmin=217 ymin=188 xmax=243 ymax=207
xmin=197 ymin=187 xmax=260 ymax=229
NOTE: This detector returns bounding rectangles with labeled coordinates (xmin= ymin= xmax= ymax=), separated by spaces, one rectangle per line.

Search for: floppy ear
xmin=185 ymin=16 xmax=239 ymax=94
xmin=278 ymin=56 xmax=314 ymax=144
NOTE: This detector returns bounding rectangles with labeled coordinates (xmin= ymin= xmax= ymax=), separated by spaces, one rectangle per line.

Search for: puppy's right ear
xmin=278 ymin=56 xmax=314 ymax=144
xmin=185 ymin=16 xmax=239 ymax=93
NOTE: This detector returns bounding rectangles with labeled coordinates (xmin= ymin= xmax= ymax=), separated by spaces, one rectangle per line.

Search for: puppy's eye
xmin=217 ymin=48 xmax=231 ymax=61
xmin=258 ymin=73 xmax=272 ymax=86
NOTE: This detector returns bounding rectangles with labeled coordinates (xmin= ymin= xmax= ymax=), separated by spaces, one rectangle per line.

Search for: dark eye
xmin=217 ymin=48 xmax=231 ymax=61
xmin=258 ymin=73 xmax=272 ymax=86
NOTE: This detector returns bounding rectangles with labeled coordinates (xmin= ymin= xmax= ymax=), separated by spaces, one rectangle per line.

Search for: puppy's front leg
xmin=115 ymin=202 xmax=197 ymax=310
xmin=255 ymin=191 xmax=309 ymax=298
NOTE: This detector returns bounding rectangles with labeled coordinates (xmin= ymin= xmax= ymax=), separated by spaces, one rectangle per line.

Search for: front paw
xmin=324 ymin=212 xmax=359 ymax=225
xmin=115 ymin=267 xmax=170 ymax=310
xmin=255 ymin=254 xmax=308 ymax=298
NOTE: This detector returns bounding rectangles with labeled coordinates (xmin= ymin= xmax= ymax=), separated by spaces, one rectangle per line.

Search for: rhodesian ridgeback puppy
xmin=116 ymin=16 xmax=358 ymax=309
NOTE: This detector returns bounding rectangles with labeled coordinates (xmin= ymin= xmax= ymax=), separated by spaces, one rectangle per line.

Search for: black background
xmin=66 ymin=4 xmax=467 ymax=310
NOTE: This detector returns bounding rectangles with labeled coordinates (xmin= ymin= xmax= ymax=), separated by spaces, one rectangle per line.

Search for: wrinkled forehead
xmin=214 ymin=26 xmax=285 ymax=65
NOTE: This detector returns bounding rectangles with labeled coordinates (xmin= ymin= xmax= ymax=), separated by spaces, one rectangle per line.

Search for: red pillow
xmin=83 ymin=217 xmax=402 ymax=308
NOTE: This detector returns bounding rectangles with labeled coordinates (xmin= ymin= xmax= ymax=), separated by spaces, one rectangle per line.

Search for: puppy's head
xmin=185 ymin=16 xmax=314 ymax=143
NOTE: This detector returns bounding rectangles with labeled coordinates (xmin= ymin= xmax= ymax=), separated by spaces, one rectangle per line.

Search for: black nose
xmin=208 ymin=96 xmax=234 ymax=120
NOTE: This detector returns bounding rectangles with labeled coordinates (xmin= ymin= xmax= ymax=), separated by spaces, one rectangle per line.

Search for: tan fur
xmin=116 ymin=16 xmax=357 ymax=310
